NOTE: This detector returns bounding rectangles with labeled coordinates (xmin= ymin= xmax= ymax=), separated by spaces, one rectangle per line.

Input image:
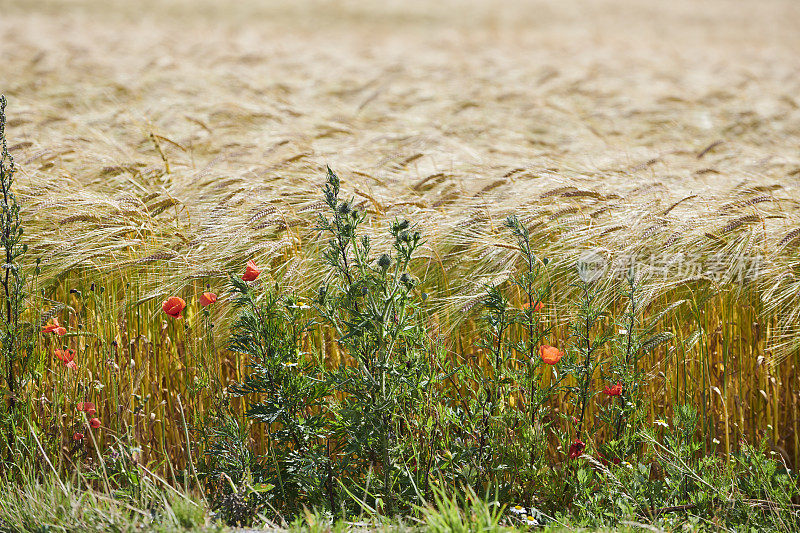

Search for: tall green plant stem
xmin=577 ymin=282 xmax=593 ymax=437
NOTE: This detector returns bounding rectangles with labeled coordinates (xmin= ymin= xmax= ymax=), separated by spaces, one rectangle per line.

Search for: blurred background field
xmin=2 ymin=0 xmax=800 ymax=470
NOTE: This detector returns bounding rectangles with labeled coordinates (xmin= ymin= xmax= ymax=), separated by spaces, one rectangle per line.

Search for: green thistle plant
xmin=315 ymin=167 xmax=427 ymax=514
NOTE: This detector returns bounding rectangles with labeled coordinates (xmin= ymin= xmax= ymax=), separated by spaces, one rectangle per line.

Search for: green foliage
xmin=454 ymin=216 xmax=563 ymax=501
xmin=562 ymin=276 xmax=610 ymax=447
xmin=199 ymin=174 xmax=800 ymax=530
xmin=202 ymin=278 xmax=332 ymax=522
xmin=4 ymin=165 xmax=797 ymax=531
xmin=596 ymin=271 xmax=673 ymax=466
xmin=418 ymin=486 xmax=510 ymax=533
xmin=316 ymin=167 xmax=430 ymax=514
xmin=0 ymin=467 xmax=217 ymax=532
xmin=0 ymin=95 xmax=35 ymax=463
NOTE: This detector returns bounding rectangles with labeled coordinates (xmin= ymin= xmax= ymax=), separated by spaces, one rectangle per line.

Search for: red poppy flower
xmin=523 ymin=300 xmax=544 ymax=312
xmin=89 ymin=418 xmax=101 ymax=429
xmin=539 ymin=345 xmax=564 ymax=365
xmin=242 ymin=259 xmax=261 ymax=281
xmin=73 ymin=432 xmax=84 ymax=441
xmin=162 ymin=296 xmax=186 ymax=319
xmin=603 ymin=383 xmax=623 ymax=396
xmin=41 ymin=317 xmax=59 ymax=333
xmin=568 ymin=439 xmax=586 ymax=459
xmin=198 ymin=292 xmax=217 ymax=307
xmin=55 ymin=348 xmax=76 ymax=366
xmin=65 ymin=360 xmax=77 ymax=370
xmin=77 ymin=402 xmax=96 ymax=416
xmin=42 ymin=317 xmax=67 ymax=336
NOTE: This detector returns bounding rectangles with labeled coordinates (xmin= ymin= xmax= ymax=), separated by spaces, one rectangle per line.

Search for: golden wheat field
xmin=3 ymin=0 xmax=800 ymax=469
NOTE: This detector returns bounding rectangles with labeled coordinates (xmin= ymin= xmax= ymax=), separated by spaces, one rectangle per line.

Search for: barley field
xmin=2 ymin=0 xmax=800 ymax=528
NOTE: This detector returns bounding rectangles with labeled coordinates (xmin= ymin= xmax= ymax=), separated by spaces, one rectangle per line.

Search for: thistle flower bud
xmin=378 ymin=253 xmax=391 ymax=269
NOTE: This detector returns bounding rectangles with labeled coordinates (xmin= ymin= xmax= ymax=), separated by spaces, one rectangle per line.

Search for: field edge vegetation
xmin=1 ymin=95 xmax=800 ymax=531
